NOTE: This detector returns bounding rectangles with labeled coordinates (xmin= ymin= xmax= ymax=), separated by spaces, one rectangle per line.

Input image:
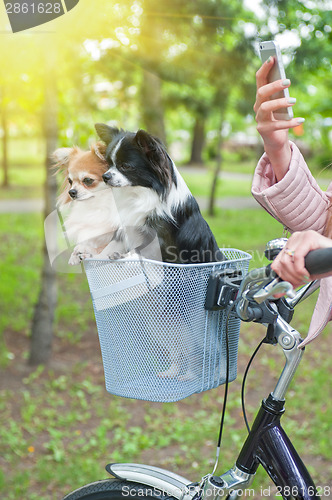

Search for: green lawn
xmin=181 ymin=172 xmax=252 ymax=198
xmin=0 ymin=164 xmax=45 ymax=199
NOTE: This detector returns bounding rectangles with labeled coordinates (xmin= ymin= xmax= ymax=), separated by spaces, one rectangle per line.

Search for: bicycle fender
xmin=106 ymin=463 xmax=197 ymax=500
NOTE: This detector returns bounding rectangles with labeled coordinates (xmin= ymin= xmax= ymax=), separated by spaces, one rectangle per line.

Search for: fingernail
xmin=282 ymin=79 xmax=291 ymax=86
xmin=288 ymin=97 xmax=297 ymax=104
xmin=267 ymin=56 xmax=273 ymax=64
xmin=297 ymin=118 xmax=305 ymax=124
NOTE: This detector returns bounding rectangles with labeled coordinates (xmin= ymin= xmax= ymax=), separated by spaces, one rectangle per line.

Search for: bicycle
xmin=62 ymin=239 xmax=332 ymax=500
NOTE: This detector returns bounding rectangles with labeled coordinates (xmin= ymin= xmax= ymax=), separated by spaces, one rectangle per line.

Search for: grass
xmin=0 ymin=138 xmax=44 ymax=167
xmin=180 ymin=171 xmax=252 ymax=198
xmin=0 ymin=137 xmax=44 ymax=198
xmin=0 ymin=165 xmax=45 ymax=199
xmin=0 ymin=214 xmax=43 ymax=347
xmin=0 ymin=163 xmax=331 ymax=498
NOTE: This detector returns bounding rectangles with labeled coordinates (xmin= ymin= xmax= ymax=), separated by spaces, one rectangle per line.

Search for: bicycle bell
xmin=265 ymin=238 xmax=288 ymax=261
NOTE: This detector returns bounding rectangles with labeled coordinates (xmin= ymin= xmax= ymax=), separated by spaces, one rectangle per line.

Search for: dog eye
xmin=83 ymin=178 xmax=94 ymax=186
xmin=68 ymin=178 xmax=73 ymax=185
xmin=120 ymin=163 xmax=133 ymax=171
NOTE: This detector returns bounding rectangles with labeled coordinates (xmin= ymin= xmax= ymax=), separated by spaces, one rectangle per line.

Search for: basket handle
xmin=91 ymin=273 xmax=147 ymax=300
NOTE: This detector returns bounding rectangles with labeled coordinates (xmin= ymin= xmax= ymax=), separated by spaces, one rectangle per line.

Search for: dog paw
xmin=108 ymin=251 xmax=123 ymax=260
xmin=68 ymin=246 xmax=93 ymax=265
xmin=107 ymin=250 xmax=141 ymax=261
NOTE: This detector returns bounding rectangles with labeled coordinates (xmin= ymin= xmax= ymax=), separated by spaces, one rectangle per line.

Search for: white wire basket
xmin=84 ymin=249 xmax=251 ymax=402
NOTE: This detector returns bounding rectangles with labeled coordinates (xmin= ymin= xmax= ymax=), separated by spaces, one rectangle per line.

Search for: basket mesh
xmin=84 ymin=249 xmax=251 ymax=402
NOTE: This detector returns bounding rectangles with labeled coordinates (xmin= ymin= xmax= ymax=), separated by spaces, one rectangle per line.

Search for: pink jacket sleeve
xmin=251 ymin=142 xmax=332 ymax=347
xmin=251 ymin=142 xmax=332 ymax=234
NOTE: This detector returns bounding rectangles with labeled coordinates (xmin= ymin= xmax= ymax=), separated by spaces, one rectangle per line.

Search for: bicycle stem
xmin=271 ymin=315 xmax=304 ymax=400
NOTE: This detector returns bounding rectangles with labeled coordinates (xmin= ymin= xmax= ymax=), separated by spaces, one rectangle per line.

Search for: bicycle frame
xmin=105 ymin=281 xmax=321 ymax=500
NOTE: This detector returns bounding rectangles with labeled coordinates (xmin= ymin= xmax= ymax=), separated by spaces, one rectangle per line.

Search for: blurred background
xmin=0 ymin=0 xmax=331 ymax=498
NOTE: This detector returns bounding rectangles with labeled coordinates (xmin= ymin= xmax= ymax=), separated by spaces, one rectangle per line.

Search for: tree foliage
xmin=259 ymin=0 xmax=332 ymax=160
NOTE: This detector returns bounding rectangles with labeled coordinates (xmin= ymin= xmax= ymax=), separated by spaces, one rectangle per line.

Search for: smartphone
xmin=259 ymin=40 xmax=293 ymax=120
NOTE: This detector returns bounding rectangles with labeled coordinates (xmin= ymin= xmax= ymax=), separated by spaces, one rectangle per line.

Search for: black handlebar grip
xmin=265 ymin=263 xmax=278 ymax=279
xmin=304 ymin=247 xmax=332 ymax=276
xmin=265 ymin=248 xmax=332 ymax=280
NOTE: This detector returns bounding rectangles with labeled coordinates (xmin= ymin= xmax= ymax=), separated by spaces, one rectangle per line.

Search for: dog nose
xmin=69 ymin=189 xmax=78 ymax=199
xmin=102 ymin=172 xmax=112 ymax=184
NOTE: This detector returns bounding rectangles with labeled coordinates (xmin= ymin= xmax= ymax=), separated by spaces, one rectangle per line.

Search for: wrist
xmin=264 ymin=142 xmax=292 ymax=182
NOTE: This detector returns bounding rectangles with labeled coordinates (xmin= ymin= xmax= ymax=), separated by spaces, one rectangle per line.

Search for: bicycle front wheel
xmin=62 ymin=478 xmax=179 ymax=500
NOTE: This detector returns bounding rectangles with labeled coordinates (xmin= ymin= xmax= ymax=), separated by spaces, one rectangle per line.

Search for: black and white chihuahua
xmin=95 ymin=123 xmax=225 ymax=264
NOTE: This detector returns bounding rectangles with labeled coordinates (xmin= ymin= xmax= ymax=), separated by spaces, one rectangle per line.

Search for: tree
xmin=208 ymin=91 xmax=228 ymax=216
xmin=0 ymin=86 xmax=9 ymax=187
xmin=29 ymin=46 xmax=58 ymax=365
xmin=138 ymin=0 xmax=167 ymax=142
xmin=96 ymin=0 xmax=257 ymax=156
xmin=259 ymin=0 xmax=332 ymax=159
xmin=190 ymin=117 xmax=206 ymax=165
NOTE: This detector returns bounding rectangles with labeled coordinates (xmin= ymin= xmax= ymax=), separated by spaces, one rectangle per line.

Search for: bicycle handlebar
xmin=205 ymin=246 xmax=332 ymax=320
xmin=264 ymin=247 xmax=332 ymax=282
xmin=304 ymin=247 xmax=332 ymax=276
xmin=235 ymin=247 xmax=332 ymax=323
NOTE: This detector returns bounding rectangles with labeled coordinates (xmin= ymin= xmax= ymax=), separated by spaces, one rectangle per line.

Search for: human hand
xmin=254 ymin=57 xmax=305 ymax=181
xmin=271 ymin=230 xmax=332 ymax=288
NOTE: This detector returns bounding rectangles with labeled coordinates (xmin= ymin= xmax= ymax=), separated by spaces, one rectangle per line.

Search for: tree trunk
xmin=141 ymin=70 xmax=166 ymax=144
xmin=208 ymin=118 xmax=224 ymax=217
xmin=139 ymin=2 xmax=166 ymax=144
xmin=189 ymin=116 xmax=205 ymax=165
xmin=29 ymin=47 xmax=58 ymax=365
xmin=1 ymin=90 xmax=9 ymax=188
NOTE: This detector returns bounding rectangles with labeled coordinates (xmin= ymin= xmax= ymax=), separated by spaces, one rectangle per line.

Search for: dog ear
xmin=91 ymin=142 xmax=107 ymax=163
xmin=134 ymin=129 xmax=156 ymax=154
xmin=135 ymin=130 xmax=172 ymax=193
xmin=52 ymin=147 xmax=75 ymax=166
xmin=95 ymin=123 xmax=120 ymax=145
xmin=52 ymin=147 xmax=77 ymax=206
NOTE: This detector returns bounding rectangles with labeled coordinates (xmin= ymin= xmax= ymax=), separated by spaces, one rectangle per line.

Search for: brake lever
xmin=252 ymin=278 xmax=295 ymax=303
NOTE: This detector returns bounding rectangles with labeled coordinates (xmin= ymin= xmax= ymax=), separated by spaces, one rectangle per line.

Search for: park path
xmin=0 ymin=196 xmax=259 ymax=213
xmin=0 ymin=199 xmax=44 ymax=213
xmin=0 ymin=171 xmax=259 ymax=213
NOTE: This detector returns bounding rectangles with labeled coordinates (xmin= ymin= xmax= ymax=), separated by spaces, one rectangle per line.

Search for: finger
xmin=257 ymin=117 xmax=305 ymax=136
xmin=254 ymin=80 xmax=292 ymax=115
xmin=256 ymin=79 xmax=291 ymax=105
xmin=254 ymin=58 xmax=277 ymax=113
xmin=256 ymin=97 xmax=296 ymax=120
xmin=272 ymin=250 xmax=309 ymax=287
xmin=273 ymin=266 xmax=303 ymax=288
xmin=256 ymin=56 xmax=275 ymax=89
xmin=272 ymin=263 xmax=301 ymax=287
xmin=272 ymin=252 xmax=302 ymax=281
xmin=292 ymin=258 xmax=309 ymax=280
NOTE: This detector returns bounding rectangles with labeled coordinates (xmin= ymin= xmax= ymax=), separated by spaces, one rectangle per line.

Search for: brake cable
xmin=241 ymin=337 xmax=265 ymax=433
xmin=210 ymin=303 xmax=234 ymax=475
